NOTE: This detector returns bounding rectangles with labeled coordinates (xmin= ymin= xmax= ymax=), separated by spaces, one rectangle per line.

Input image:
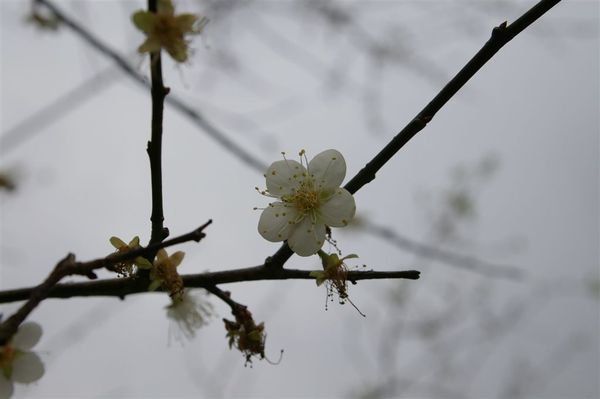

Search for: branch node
xmin=160 ymin=227 xmax=169 ymax=241
xmin=492 ymin=21 xmax=509 ymax=38
xmin=56 ymin=253 xmax=76 ymax=273
xmin=85 ymin=271 xmax=98 ymax=280
xmin=192 ymin=219 xmax=213 ymax=241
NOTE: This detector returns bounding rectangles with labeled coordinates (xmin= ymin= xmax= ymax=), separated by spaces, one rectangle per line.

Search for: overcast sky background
xmin=0 ymin=0 xmax=598 ymax=398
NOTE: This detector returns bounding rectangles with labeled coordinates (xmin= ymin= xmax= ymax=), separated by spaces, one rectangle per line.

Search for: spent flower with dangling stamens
xmin=256 ymin=149 xmax=356 ymax=256
xmin=311 ymin=250 xmax=366 ymax=316
xmin=223 ymin=307 xmax=266 ymax=366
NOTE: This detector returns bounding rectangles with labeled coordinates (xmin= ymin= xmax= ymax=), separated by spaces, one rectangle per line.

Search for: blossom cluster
xmin=108 ymin=238 xmax=211 ymax=341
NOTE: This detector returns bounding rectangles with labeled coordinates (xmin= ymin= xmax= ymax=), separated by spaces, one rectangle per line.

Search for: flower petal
xmin=134 ymin=257 xmax=153 ymax=269
xmin=148 ymin=279 xmax=162 ymax=291
xmin=308 ymin=149 xmax=346 ymax=191
xmin=11 ymin=352 xmax=44 ymax=384
xmin=170 ymin=251 xmax=185 ymax=268
xmin=258 ymin=202 xmax=299 ymax=242
xmin=109 ymin=236 xmax=126 ymax=249
xmin=138 ymin=37 xmax=161 ymax=54
xmin=12 ymin=323 xmax=42 ymax=350
xmin=128 ymin=236 xmax=140 ymax=247
xmin=0 ymin=374 xmax=14 ymax=398
xmin=265 ymin=160 xmax=306 ymax=197
xmin=131 ymin=11 xmax=155 ymax=33
xmin=156 ymin=249 xmax=168 ymax=262
xmin=166 ymin=40 xmax=189 ymax=63
xmin=287 ymin=216 xmax=326 ymax=256
xmin=175 ymin=14 xmax=198 ymax=33
xmin=318 ymin=188 xmax=355 ymax=227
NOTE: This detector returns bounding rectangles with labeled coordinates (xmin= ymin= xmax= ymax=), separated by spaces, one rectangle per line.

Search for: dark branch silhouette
xmin=267 ymin=0 xmax=563 ymax=269
xmin=0 ymin=266 xmax=420 ymax=303
xmin=0 ymin=221 xmax=213 ymax=345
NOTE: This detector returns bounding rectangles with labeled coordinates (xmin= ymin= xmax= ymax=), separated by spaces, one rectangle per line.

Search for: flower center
xmin=287 ymin=179 xmax=320 ymax=214
xmin=154 ymin=14 xmax=182 ymax=43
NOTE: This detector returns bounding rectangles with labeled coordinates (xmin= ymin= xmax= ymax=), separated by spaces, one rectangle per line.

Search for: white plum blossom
xmin=0 ymin=322 xmax=45 ymax=398
xmin=257 ymin=149 xmax=356 ymax=256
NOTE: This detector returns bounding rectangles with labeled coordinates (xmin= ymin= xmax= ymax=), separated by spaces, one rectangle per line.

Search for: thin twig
xmin=204 ymin=284 xmax=245 ymax=312
xmin=146 ymin=0 xmax=169 ymax=245
xmin=0 ymin=221 xmax=212 ymax=345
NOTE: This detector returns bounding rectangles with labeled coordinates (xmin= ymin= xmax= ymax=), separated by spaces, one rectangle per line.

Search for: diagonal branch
xmin=266 ymin=0 xmax=562 ymax=269
xmin=344 ymin=0 xmax=561 ymax=195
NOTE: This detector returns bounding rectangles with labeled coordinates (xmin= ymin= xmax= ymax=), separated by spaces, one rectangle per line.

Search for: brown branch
xmin=0 ymin=222 xmax=212 ymax=345
xmin=266 ymin=0 xmax=562 ymax=269
xmin=146 ymin=0 xmax=169 ymax=245
xmin=344 ymin=0 xmax=562 ymax=195
xmin=0 ymin=265 xmax=419 ymax=303
xmin=204 ymin=284 xmax=245 ymax=312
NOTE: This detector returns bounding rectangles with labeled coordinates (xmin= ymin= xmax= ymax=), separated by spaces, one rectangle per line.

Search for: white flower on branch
xmin=256 ymin=149 xmax=356 ymax=256
xmin=0 ymin=322 xmax=45 ymax=398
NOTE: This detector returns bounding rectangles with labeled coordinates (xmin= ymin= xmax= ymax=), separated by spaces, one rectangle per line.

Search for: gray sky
xmin=1 ymin=0 xmax=598 ymax=398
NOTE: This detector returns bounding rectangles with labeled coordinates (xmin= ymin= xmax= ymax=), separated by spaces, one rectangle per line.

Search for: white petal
xmin=287 ymin=216 xmax=326 ymax=256
xmin=11 ymin=352 xmax=44 ymax=384
xmin=308 ymin=149 xmax=346 ymax=191
xmin=12 ymin=322 xmax=42 ymax=350
xmin=265 ymin=160 xmax=306 ymax=197
xmin=258 ymin=202 xmax=299 ymax=242
xmin=318 ymin=188 xmax=355 ymax=227
xmin=0 ymin=375 xmax=14 ymax=398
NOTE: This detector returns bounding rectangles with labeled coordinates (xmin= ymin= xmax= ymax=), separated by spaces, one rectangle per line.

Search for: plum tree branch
xmin=266 ymin=0 xmax=562 ymax=269
xmin=344 ymin=0 xmax=561 ymax=195
xmin=0 ymin=221 xmax=212 ymax=345
xmin=0 ymin=0 xmax=559 ymax=345
xmin=0 ymin=266 xmax=420 ymax=303
xmin=146 ymin=0 xmax=169 ymax=246
xmin=28 ymin=0 xmax=551 ymax=277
